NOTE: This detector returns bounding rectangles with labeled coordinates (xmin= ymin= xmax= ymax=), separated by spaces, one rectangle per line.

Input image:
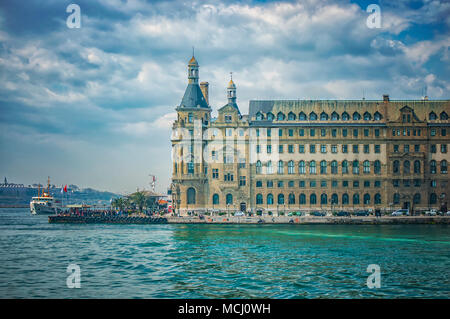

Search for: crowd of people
xmin=58 ymin=207 xmax=167 ymax=217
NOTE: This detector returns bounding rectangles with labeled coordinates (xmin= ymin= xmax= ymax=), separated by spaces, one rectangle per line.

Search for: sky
xmin=0 ymin=0 xmax=449 ymax=194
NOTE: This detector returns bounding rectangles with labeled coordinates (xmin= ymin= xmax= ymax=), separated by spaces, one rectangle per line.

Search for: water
xmin=0 ymin=208 xmax=449 ymax=298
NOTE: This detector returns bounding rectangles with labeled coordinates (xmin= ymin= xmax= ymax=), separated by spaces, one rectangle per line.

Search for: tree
xmin=131 ymin=191 xmax=147 ymax=212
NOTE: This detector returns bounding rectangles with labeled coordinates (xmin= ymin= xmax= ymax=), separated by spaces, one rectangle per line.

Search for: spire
xmin=227 ymin=72 xmax=236 ymax=104
xmin=188 ymin=50 xmax=199 ymax=84
xmin=179 ymin=53 xmax=209 ymax=109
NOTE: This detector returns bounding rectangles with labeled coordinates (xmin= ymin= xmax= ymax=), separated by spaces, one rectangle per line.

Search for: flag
xmin=61 ymin=185 xmax=64 ymax=193
xmin=64 ymin=185 xmax=68 ymax=192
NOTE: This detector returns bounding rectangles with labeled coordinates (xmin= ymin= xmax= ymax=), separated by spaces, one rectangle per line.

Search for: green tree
xmin=131 ymin=191 xmax=146 ymax=212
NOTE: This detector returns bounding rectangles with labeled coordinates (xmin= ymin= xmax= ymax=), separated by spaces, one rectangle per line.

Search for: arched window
xmin=363 ymin=112 xmax=372 ymax=121
xmin=374 ymin=193 xmax=381 ymax=204
xmin=309 ymin=112 xmax=317 ymax=121
xmin=353 ymin=194 xmax=360 ymax=205
xmin=342 ymin=160 xmax=349 ymax=174
xmin=374 ymin=160 xmax=381 ymax=174
xmin=363 ymin=193 xmax=370 ymax=204
xmin=429 ymin=193 xmax=437 ymax=205
xmin=277 ymin=112 xmax=285 ymax=121
xmin=331 ymin=161 xmax=338 ymax=174
xmin=320 ymin=193 xmax=327 ymax=205
xmin=363 ymin=160 xmax=370 ymax=173
xmin=309 ymin=161 xmax=316 ymax=174
xmin=310 ymin=193 xmax=317 ymax=205
xmin=288 ymin=193 xmax=295 ymax=204
xmin=256 ymin=193 xmax=263 ymax=205
xmin=441 ymin=160 xmax=448 ymax=173
xmin=226 ymin=193 xmax=233 ymax=205
xmin=320 ymin=112 xmax=328 ymax=121
xmin=430 ymin=160 xmax=436 ymax=174
xmin=331 ymin=112 xmax=339 ymax=121
xmin=393 ymin=160 xmax=400 ymax=174
xmin=188 ymin=113 xmax=193 ymax=123
xmin=288 ymin=112 xmax=296 ymax=120
xmin=413 ymin=193 xmax=421 ymax=204
xmin=266 ymin=160 xmax=273 ymax=174
xmin=278 ymin=160 xmax=284 ymax=174
xmin=353 ymin=112 xmax=361 ymax=120
xmin=353 ymin=160 xmax=359 ymax=174
xmin=278 ymin=194 xmax=285 ymax=205
xmin=393 ymin=193 xmax=400 ymax=204
xmin=267 ymin=112 xmax=274 ymax=121
xmin=187 ymin=187 xmax=196 ymax=204
xmin=440 ymin=112 xmax=448 ymax=120
xmin=414 ymin=160 xmax=421 ymax=174
xmin=288 ymin=160 xmax=295 ymax=174
xmin=331 ymin=193 xmax=338 ymax=204
xmin=212 ymin=194 xmax=219 ymax=205
xmin=299 ymin=194 xmax=306 ymax=204
xmin=256 ymin=112 xmax=264 ymax=120
xmin=299 ymin=161 xmax=306 ymax=174
xmin=267 ymin=194 xmax=274 ymax=205
xmin=404 ymin=160 xmax=410 ymax=174
xmin=374 ymin=112 xmax=382 ymax=121
xmin=320 ymin=160 xmax=327 ymax=174
xmin=342 ymin=112 xmax=350 ymax=121
xmin=256 ymin=160 xmax=262 ymax=174
xmin=299 ymin=112 xmax=306 ymax=120
xmin=429 ymin=112 xmax=437 ymax=120
xmin=342 ymin=193 xmax=349 ymax=205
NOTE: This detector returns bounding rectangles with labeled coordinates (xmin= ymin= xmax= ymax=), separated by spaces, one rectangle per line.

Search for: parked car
xmin=336 ymin=211 xmax=350 ymax=217
xmin=310 ymin=211 xmax=326 ymax=216
xmin=234 ymin=211 xmax=244 ymax=216
xmin=424 ymin=209 xmax=437 ymax=216
xmin=354 ymin=210 xmax=370 ymax=216
xmin=392 ymin=209 xmax=409 ymax=216
xmin=446 ymin=211 xmax=450 ymax=216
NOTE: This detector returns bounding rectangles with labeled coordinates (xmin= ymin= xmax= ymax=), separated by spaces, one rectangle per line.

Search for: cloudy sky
xmin=0 ymin=0 xmax=449 ymax=194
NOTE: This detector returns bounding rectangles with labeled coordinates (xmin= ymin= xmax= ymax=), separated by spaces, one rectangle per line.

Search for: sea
xmin=0 ymin=208 xmax=449 ymax=298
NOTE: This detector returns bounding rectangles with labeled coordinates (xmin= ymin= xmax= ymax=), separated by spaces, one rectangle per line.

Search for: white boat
xmin=30 ymin=177 xmax=60 ymax=215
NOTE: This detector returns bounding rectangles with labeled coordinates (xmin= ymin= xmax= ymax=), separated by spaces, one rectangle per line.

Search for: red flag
xmin=64 ymin=185 xmax=67 ymax=192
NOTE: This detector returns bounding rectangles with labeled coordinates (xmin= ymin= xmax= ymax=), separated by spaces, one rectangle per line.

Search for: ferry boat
xmin=30 ymin=177 xmax=60 ymax=215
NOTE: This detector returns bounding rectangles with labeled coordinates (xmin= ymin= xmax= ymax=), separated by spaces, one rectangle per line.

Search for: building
xmin=171 ymin=56 xmax=450 ymax=216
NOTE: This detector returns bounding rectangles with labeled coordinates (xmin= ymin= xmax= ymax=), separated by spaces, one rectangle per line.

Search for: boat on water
xmin=30 ymin=177 xmax=60 ymax=215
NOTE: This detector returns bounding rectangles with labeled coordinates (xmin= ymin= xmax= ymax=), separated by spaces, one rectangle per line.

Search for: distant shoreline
xmin=0 ymin=205 xmax=29 ymax=208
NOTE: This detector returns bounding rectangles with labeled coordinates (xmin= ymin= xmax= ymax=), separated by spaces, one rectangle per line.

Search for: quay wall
xmin=48 ymin=215 xmax=450 ymax=225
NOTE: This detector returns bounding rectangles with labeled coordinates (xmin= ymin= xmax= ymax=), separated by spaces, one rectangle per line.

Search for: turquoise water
xmin=0 ymin=208 xmax=449 ymax=298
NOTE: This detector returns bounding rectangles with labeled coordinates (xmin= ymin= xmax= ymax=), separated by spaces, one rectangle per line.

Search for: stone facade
xmin=171 ymin=56 xmax=450 ymax=216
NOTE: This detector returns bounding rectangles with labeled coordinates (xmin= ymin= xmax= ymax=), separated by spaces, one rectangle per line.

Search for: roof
xmin=188 ymin=56 xmax=198 ymax=65
xmin=179 ymin=84 xmax=209 ymax=108
xmin=220 ymin=102 xmax=241 ymax=115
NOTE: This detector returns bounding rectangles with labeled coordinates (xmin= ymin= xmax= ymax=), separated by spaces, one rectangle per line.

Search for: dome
xmin=228 ymin=79 xmax=236 ymax=89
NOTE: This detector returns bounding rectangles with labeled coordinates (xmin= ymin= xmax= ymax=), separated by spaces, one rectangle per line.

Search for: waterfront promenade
xmin=48 ymin=214 xmax=450 ymax=225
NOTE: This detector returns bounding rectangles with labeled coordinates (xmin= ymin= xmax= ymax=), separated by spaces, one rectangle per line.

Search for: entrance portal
xmin=240 ymin=202 xmax=246 ymax=212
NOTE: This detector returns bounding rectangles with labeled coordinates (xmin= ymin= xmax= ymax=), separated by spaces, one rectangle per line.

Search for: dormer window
xmin=429 ymin=112 xmax=437 ymax=120
xmin=440 ymin=112 xmax=448 ymax=120
xmin=309 ymin=112 xmax=317 ymax=121
xmin=288 ymin=112 xmax=296 ymax=121
xmin=342 ymin=112 xmax=349 ymax=121
xmin=299 ymin=112 xmax=306 ymax=120
xmin=320 ymin=112 xmax=328 ymax=121
xmin=331 ymin=112 xmax=339 ymax=121
xmin=256 ymin=112 xmax=264 ymax=121
xmin=267 ymin=112 xmax=274 ymax=121
xmin=363 ymin=112 xmax=372 ymax=121
xmin=374 ymin=112 xmax=382 ymax=121
xmin=225 ymin=115 xmax=232 ymax=123
xmin=353 ymin=112 xmax=361 ymax=120
xmin=277 ymin=112 xmax=285 ymax=121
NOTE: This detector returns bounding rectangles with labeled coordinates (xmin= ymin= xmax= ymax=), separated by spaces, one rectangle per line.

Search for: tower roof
xmin=188 ymin=56 xmax=198 ymax=66
xmin=180 ymin=84 xmax=209 ymax=108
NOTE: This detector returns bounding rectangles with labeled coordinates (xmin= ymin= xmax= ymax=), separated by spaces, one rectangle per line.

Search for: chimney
xmin=383 ymin=94 xmax=389 ymax=103
xmin=200 ymin=82 xmax=209 ymax=106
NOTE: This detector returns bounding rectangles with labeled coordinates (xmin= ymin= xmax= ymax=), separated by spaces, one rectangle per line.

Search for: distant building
xmin=171 ymin=56 xmax=450 ymax=215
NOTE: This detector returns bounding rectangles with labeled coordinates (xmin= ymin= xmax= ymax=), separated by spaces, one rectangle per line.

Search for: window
xmin=440 ymin=112 xmax=448 ymax=120
xmin=266 ymin=161 xmax=273 ymax=174
xmin=393 ymin=179 xmax=399 ymax=187
xmin=299 ymin=112 xmax=306 ymax=121
xmin=320 ymin=194 xmax=327 ymax=204
xmin=279 ymin=128 xmax=283 ymax=137
xmin=321 ymin=180 xmax=327 ymax=187
xmin=393 ymin=193 xmax=400 ymax=204
xmin=267 ymin=194 xmax=274 ymax=205
xmin=331 ymin=193 xmax=338 ymax=204
xmin=225 ymin=115 xmax=232 ymax=123
xmin=187 ymin=187 xmax=196 ymax=204
xmin=375 ymin=128 xmax=380 ymax=137
xmin=277 ymin=112 xmax=285 ymax=121
xmin=441 ymin=144 xmax=448 ymax=153
xmin=413 ymin=161 xmax=420 ymax=174
xmin=342 ymin=193 xmax=349 ymax=205
xmin=353 ymin=145 xmax=359 ymax=153
xmin=288 ymin=144 xmax=294 ymax=153
xmin=299 ymin=194 xmax=306 ymax=204
xmin=342 ymin=112 xmax=349 ymax=121
xmin=310 ymin=145 xmax=316 ymax=153
xmin=364 ymin=112 xmax=372 ymax=121
xmin=299 ymin=161 xmax=306 ymax=174
xmin=310 ymin=194 xmax=317 ymax=205
xmin=431 ymin=129 xmax=436 ymax=136
xmin=320 ymin=112 xmax=328 ymax=121
xmin=288 ymin=129 xmax=293 ymax=137
xmin=288 ymin=112 xmax=296 ymax=121
xmin=429 ymin=112 xmax=437 ymax=120
xmin=256 ymin=194 xmax=263 ymax=205
xmin=309 ymin=112 xmax=317 ymax=121
xmin=331 ymin=145 xmax=337 ymax=153
xmin=353 ymin=181 xmax=359 ymax=188
xmin=288 ymin=193 xmax=295 ymax=204
xmin=267 ymin=145 xmax=272 ymax=153
xmin=277 ymin=181 xmax=284 ymax=188
xmin=363 ymin=160 xmax=370 ymax=173
xmin=414 ymin=179 xmax=421 ymax=187
xmin=374 ymin=180 xmax=381 ymax=187
xmin=374 ymin=193 xmax=381 ymax=204
xmin=309 ymin=161 xmax=317 ymax=174
xmin=331 ymin=161 xmax=338 ymax=174
xmin=353 ymin=112 xmax=361 ymax=120
xmin=332 ymin=129 xmax=337 ymax=137
xmin=310 ymin=129 xmax=315 ymax=137
xmin=404 ymin=160 xmax=410 ymax=174
xmin=256 ymin=161 xmax=262 ymax=174
xmin=364 ymin=180 xmax=370 ymax=187
xmin=288 ymin=181 xmax=294 ymax=187
xmin=278 ymin=145 xmax=283 ymax=153
xmin=393 ymin=160 xmax=400 ymax=174
xmin=288 ymin=161 xmax=295 ymax=174
xmin=430 ymin=160 xmax=437 ymax=174
xmin=429 ymin=193 xmax=437 ymax=205
xmin=299 ymin=144 xmax=305 ymax=153
xmin=394 ymin=145 xmax=399 ymax=153
xmin=374 ymin=160 xmax=381 ymax=174
xmin=331 ymin=112 xmax=339 ymax=121
xmin=364 ymin=145 xmax=370 ymax=153
xmin=267 ymin=180 xmax=273 ymax=188
xmin=188 ymin=113 xmax=193 ymax=123
xmin=299 ymin=129 xmax=305 ymax=136
xmin=342 ymin=160 xmax=349 ymax=174
xmin=353 ymin=160 xmax=359 ymax=174
xmin=277 ymin=194 xmax=285 ymax=204
xmin=256 ymin=112 xmax=264 ymax=121
xmin=212 ymin=194 xmax=219 ymax=205
xmin=374 ymin=112 xmax=382 ymax=121
xmin=188 ymin=162 xmax=194 ymax=174
xmin=267 ymin=128 xmax=271 ymax=137
xmin=256 ymin=181 xmax=262 ymax=187
xmin=353 ymin=194 xmax=360 ymax=204
xmin=342 ymin=129 xmax=348 ymax=137
xmin=320 ymin=160 xmax=327 ymax=174
xmin=321 ymin=145 xmax=327 ymax=153
xmin=321 ymin=129 xmax=326 ymax=137
xmin=278 ymin=160 xmax=284 ymax=174
xmin=375 ymin=145 xmax=380 ymax=153
xmin=431 ymin=145 xmax=436 ymax=153
xmin=441 ymin=160 xmax=448 ymax=173
xmin=342 ymin=145 xmax=348 ymax=153
xmin=239 ymin=176 xmax=246 ymax=186
xmin=212 ymin=168 xmax=219 ymax=179
xmin=364 ymin=194 xmax=370 ymax=204
xmin=267 ymin=113 xmax=274 ymax=121
xmin=224 ymin=173 xmax=234 ymax=181
xmin=256 ymin=145 xmax=261 ymax=153
xmin=353 ymin=129 xmax=358 ymax=137
xmin=310 ymin=180 xmax=316 ymax=187
xmin=226 ymin=194 xmax=233 ymax=205
xmin=413 ymin=193 xmax=420 ymax=204
xmin=299 ymin=181 xmax=305 ymax=188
